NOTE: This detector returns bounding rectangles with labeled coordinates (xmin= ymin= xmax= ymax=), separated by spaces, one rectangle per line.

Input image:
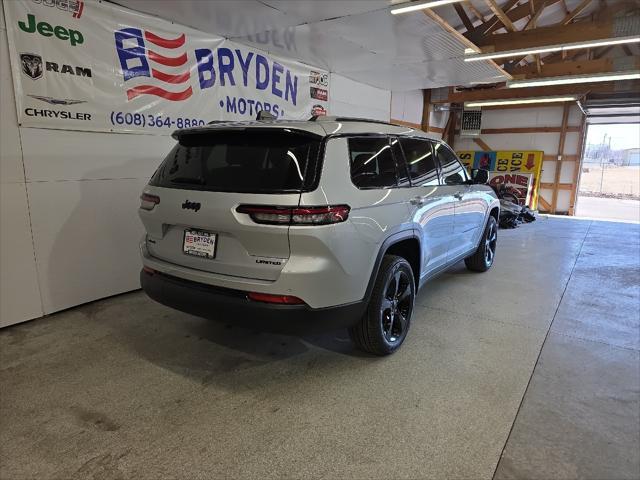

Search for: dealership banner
xmin=3 ymin=0 xmax=330 ymax=134
xmin=457 ymin=150 xmax=544 ymax=209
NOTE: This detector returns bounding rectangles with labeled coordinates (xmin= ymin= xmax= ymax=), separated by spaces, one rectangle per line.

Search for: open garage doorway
xmin=576 ymin=123 xmax=640 ymax=223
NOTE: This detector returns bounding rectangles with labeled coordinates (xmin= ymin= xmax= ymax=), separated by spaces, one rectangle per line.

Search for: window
xmin=435 ymin=143 xmax=468 ymax=185
xmin=348 ymin=137 xmax=398 ymax=189
xmin=399 ymin=138 xmax=438 ymax=186
xmin=150 ymin=130 xmax=321 ymax=193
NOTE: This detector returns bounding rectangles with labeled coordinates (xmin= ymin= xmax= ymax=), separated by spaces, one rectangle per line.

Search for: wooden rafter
xmin=454 ymin=3 xmax=475 ymax=32
xmin=523 ymin=0 xmax=548 ymax=30
xmin=484 ymin=0 xmax=517 ymax=31
xmin=561 ymin=0 xmax=592 ymax=24
xmin=484 ymin=0 xmax=562 ymax=35
xmin=464 ymin=0 xmax=519 ymax=40
xmin=465 ymin=1 xmax=486 ymax=23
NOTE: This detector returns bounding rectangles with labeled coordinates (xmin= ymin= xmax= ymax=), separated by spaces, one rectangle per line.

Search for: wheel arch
xmin=363 ymin=230 xmax=421 ymax=302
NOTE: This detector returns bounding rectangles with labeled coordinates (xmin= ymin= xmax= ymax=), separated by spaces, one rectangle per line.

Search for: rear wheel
xmin=349 ymin=255 xmax=415 ymax=355
xmin=465 ymin=216 xmax=498 ymax=272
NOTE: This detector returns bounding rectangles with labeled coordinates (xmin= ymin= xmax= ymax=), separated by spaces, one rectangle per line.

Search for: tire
xmin=349 ymin=255 xmax=415 ymax=355
xmin=465 ymin=215 xmax=498 ymax=272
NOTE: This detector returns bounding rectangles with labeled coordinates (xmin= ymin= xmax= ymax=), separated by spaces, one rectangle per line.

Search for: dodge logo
xmin=182 ymin=200 xmax=201 ymax=212
xmin=20 ymin=53 xmax=43 ymax=80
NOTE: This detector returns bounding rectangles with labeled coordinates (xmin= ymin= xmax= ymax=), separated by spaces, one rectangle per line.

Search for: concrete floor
xmin=575 ymin=196 xmax=640 ymax=223
xmin=1 ymin=217 xmax=638 ymax=479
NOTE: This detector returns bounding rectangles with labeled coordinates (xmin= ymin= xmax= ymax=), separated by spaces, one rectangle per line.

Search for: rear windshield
xmin=150 ymin=129 xmax=322 ymax=193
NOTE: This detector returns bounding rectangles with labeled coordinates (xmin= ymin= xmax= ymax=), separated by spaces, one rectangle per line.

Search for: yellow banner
xmin=457 ymin=150 xmax=544 ymax=209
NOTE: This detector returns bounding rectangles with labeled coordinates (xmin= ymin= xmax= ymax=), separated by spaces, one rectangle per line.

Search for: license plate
xmin=183 ymin=229 xmax=217 ymax=259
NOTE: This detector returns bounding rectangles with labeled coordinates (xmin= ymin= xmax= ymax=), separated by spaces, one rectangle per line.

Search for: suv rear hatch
xmin=139 ymin=126 xmax=324 ymax=281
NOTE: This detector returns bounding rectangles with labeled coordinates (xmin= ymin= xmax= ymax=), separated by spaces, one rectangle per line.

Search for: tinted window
xmin=435 ymin=143 xmax=468 ymax=185
xmin=150 ymin=130 xmax=320 ymax=193
xmin=399 ymin=138 xmax=438 ymax=186
xmin=348 ymin=137 xmax=397 ymax=189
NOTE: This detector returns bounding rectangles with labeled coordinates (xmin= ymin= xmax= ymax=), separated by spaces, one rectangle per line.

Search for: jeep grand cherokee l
xmin=139 ymin=116 xmax=499 ymax=355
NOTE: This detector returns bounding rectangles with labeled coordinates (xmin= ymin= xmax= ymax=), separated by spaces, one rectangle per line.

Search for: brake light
xmin=140 ymin=193 xmax=160 ymax=211
xmin=247 ymin=292 xmax=305 ymax=304
xmin=236 ymin=205 xmax=350 ymax=225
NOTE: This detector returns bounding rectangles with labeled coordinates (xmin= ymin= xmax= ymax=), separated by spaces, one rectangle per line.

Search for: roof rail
xmin=309 ymin=115 xmax=407 ymax=127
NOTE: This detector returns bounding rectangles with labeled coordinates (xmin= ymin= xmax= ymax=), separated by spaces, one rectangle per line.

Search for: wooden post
xmin=421 ymin=89 xmax=431 ymax=133
xmin=569 ymin=114 xmax=587 ymax=215
xmin=551 ymin=102 xmax=571 ymax=213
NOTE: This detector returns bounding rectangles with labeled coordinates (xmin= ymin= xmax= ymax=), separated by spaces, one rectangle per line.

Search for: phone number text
xmin=110 ymin=112 xmax=206 ymax=129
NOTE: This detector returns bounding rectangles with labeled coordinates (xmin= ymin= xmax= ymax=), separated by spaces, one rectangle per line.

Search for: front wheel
xmin=465 ymin=216 xmax=498 ymax=272
xmin=349 ymin=255 xmax=415 ymax=355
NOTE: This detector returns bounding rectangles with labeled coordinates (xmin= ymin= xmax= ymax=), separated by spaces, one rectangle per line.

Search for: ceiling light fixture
xmin=508 ymin=71 xmax=640 ymax=88
xmin=464 ymin=35 xmax=640 ymax=62
xmin=391 ymin=0 xmax=464 ymax=15
xmin=465 ymin=96 xmax=578 ymax=108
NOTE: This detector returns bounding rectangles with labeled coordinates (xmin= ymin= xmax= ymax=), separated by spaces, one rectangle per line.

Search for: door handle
xmin=454 ymin=192 xmax=464 ymax=200
xmin=410 ymin=196 xmax=425 ymax=206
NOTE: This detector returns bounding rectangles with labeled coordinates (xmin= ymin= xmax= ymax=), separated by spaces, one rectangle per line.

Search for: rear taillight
xmin=236 ymin=205 xmax=350 ymax=225
xmin=247 ymin=292 xmax=305 ymax=304
xmin=140 ymin=193 xmax=160 ymax=211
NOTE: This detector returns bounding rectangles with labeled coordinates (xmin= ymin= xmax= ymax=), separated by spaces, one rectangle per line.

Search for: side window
xmin=398 ymin=137 xmax=438 ymax=186
xmin=348 ymin=137 xmax=398 ymax=189
xmin=435 ymin=143 xmax=469 ymax=185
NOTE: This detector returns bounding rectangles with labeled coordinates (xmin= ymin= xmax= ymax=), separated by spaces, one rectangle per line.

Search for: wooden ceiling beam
xmin=433 ymin=80 xmax=640 ymax=103
xmin=484 ymin=0 xmax=517 ymax=31
xmin=473 ymin=18 xmax=619 ymax=51
xmin=511 ymin=55 xmax=640 ymax=77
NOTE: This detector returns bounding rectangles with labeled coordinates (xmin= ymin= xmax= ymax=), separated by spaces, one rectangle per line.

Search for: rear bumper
xmin=140 ymin=269 xmax=365 ymax=334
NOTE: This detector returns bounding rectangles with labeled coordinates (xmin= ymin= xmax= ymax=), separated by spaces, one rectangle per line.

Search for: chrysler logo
xmin=182 ymin=200 xmax=201 ymax=212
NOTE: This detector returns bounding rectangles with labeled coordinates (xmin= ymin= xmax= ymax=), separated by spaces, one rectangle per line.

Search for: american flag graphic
xmin=114 ymin=28 xmax=192 ymax=102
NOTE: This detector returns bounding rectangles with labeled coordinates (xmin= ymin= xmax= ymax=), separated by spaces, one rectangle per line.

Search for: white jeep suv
xmin=139 ymin=117 xmax=499 ymax=355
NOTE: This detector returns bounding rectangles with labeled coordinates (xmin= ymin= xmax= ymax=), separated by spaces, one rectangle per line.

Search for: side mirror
xmin=471 ymin=168 xmax=489 ymax=184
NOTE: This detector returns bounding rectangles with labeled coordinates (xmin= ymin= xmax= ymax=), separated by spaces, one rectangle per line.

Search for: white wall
xmin=0 ymin=3 xmax=43 ymax=327
xmin=390 ymin=90 xmax=422 ymax=126
xmin=330 ymin=74 xmax=391 ymax=121
xmin=0 ymin=7 xmax=391 ymax=327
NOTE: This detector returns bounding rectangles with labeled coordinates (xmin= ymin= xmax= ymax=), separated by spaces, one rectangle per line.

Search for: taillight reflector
xmin=237 ymin=205 xmax=350 ymax=225
xmin=140 ymin=193 xmax=160 ymax=211
xmin=247 ymin=292 xmax=305 ymax=305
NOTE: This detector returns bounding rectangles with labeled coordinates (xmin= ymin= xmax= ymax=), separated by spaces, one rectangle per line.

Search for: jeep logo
xmin=18 ymin=14 xmax=84 ymax=46
xmin=181 ymin=200 xmax=201 ymax=212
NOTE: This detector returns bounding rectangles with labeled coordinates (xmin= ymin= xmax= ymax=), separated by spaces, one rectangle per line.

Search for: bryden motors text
xmin=25 ymin=108 xmax=91 ymax=120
